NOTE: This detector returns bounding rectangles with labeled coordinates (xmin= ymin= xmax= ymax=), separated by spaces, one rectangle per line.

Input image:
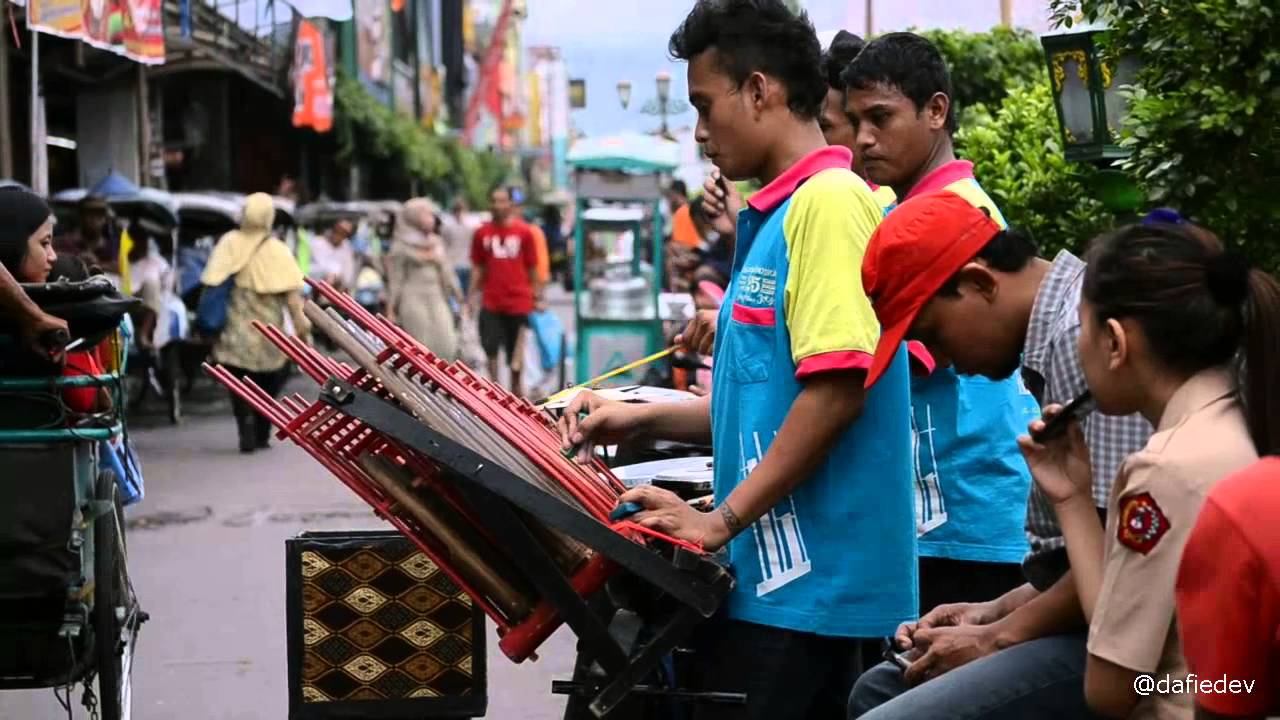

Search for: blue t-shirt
xmin=894 ymin=163 xmax=1040 ymax=564
xmin=711 ymin=146 xmax=917 ymax=637
xmin=911 ymin=369 xmax=1039 ymax=562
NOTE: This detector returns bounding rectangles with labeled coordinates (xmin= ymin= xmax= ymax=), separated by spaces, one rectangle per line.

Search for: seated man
xmin=849 ymin=191 xmax=1150 ymax=720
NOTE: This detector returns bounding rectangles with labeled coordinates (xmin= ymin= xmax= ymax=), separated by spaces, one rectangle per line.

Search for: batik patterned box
xmin=286 ymin=531 xmax=487 ymax=719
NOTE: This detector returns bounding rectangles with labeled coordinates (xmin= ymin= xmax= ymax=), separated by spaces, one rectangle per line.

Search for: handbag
xmin=194 ymin=235 xmax=269 ymax=336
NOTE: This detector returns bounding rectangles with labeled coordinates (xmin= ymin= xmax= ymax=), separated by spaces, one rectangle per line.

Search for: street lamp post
xmin=617 ymin=79 xmax=632 ymax=110
xmin=1040 ymin=22 xmax=1139 ymax=164
xmin=641 ymin=70 xmax=687 ymax=139
xmin=1041 ymin=19 xmax=1143 ymax=212
xmin=655 ymin=71 xmax=671 ymax=135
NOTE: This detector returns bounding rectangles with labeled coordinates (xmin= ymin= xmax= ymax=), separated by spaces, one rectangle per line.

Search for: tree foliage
xmin=1049 ymin=0 xmax=1280 ymax=271
xmin=956 ymin=82 xmax=1112 ymax=258
xmin=334 ymin=72 xmax=509 ymax=207
xmin=919 ymin=26 xmax=1047 ymax=121
xmin=926 ymin=27 xmax=1112 ymax=256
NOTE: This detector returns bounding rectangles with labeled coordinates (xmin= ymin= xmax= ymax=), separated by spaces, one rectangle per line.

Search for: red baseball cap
xmin=862 ymin=191 xmax=1004 ymax=388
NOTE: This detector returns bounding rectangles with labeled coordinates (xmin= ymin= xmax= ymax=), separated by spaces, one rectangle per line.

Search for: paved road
xmin=0 ymin=294 xmax=582 ymax=719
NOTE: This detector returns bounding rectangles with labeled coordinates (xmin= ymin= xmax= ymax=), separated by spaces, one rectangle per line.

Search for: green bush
xmin=920 ymin=28 xmax=1114 ymax=256
xmin=1050 ymin=0 xmax=1280 ymax=272
xmin=334 ymin=72 xmax=508 ymax=207
xmin=956 ymin=82 xmax=1113 ymax=257
xmin=921 ymin=27 xmax=1047 ymax=121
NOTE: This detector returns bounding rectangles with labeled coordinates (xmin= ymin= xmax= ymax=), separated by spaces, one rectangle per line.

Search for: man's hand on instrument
xmin=675 ymin=309 xmax=718 ymax=357
xmin=616 ymin=485 xmax=732 ymax=551
xmin=557 ymin=391 xmax=647 ymax=463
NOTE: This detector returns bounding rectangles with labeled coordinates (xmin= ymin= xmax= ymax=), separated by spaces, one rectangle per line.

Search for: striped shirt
xmin=1020 ymin=250 xmax=1152 ymax=588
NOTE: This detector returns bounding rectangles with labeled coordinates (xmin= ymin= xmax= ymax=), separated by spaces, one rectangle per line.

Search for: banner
xmin=123 ymin=0 xmax=165 ymax=64
xmin=28 ymin=0 xmax=165 ymax=64
xmin=27 ymin=0 xmax=83 ymax=38
xmin=354 ymin=0 xmax=390 ymax=87
xmin=291 ymin=19 xmax=333 ymax=132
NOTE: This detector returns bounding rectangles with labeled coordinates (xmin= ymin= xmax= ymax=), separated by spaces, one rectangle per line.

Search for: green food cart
xmin=566 ymin=132 xmax=679 ymax=386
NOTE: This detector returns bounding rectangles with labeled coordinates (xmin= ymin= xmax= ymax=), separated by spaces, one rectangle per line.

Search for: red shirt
xmin=471 ymin=220 xmax=537 ymax=315
xmin=63 ymin=351 xmax=104 ymax=414
xmin=1176 ymin=457 xmax=1280 ymax=717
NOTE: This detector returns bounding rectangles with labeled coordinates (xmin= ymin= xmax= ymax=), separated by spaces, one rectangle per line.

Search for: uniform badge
xmin=1117 ymin=492 xmax=1170 ymax=555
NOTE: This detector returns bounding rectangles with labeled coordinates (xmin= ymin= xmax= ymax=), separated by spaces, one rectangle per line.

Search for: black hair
xmin=937 ymin=226 xmax=1039 ymax=296
xmin=840 ymin=31 xmax=957 ymax=134
xmin=669 ymin=180 xmax=688 ymax=197
xmin=50 ymin=255 xmax=90 ymax=282
xmin=822 ymin=30 xmax=866 ymax=90
xmin=1083 ymin=222 xmax=1280 ymax=455
xmin=669 ymin=0 xmax=826 ymax=120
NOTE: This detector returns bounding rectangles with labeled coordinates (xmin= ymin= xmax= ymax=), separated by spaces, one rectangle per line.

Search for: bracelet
xmin=719 ymin=502 xmax=744 ymax=537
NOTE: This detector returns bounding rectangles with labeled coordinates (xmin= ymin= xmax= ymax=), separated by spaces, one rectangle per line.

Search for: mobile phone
xmin=882 ymin=638 xmax=912 ymax=672
xmin=1031 ymin=390 xmax=1095 ymax=444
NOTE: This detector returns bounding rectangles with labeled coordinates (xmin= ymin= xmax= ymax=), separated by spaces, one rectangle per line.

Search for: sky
xmin=522 ymin=0 xmax=1054 ymax=137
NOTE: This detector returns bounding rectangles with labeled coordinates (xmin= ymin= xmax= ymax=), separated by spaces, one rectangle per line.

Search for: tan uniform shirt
xmin=1087 ymin=367 xmax=1259 ymax=719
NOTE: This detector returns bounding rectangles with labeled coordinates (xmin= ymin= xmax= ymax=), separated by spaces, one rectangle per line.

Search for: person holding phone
xmin=1018 ymin=220 xmax=1279 ymax=718
xmin=847 ymin=191 xmax=1150 ymax=720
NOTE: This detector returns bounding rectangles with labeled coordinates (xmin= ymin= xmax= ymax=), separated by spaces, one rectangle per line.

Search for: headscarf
xmin=0 ymin=187 xmax=53 ymax=278
xmin=394 ymin=197 xmax=446 ymax=263
xmin=201 ymin=192 xmax=304 ymax=294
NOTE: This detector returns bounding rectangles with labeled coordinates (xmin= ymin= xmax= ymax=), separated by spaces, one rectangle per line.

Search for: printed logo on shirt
xmin=739 ymin=430 xmax=812 ymax=596
xmin=737 ymin=265 xmax=778 ymax=308
xmin=913 ymin=404 xmax=948 ymax=536
xmin=483 ymin=234 xmax=525 ymax=259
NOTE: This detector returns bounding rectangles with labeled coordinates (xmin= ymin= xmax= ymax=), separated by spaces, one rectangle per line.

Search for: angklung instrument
xmin=204 ymin=279 xmax=735 ymax=717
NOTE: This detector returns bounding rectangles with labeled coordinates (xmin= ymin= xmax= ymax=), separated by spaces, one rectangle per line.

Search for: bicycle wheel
xmin=94 ymin=470 xmax=133 ymax=720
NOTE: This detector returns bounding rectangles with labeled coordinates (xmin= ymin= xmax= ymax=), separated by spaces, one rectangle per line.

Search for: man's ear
xmin=745 ymin=71 xmax=771 ymax=116
xmin=925 ymin=92 xmax=950 ymax=131
xmin=956 ymin=262 xmax=998 ymax=302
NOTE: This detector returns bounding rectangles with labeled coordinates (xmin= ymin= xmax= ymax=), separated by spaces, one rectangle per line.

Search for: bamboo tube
xmin=358 ymin=454 xmax=536 ymax=623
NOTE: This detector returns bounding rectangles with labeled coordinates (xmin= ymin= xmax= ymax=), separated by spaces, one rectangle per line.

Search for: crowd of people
xmin=559 ymin=1 xmax=1280 ymax=719
xmin=2 ymin=0 xmax=1277 ymax=717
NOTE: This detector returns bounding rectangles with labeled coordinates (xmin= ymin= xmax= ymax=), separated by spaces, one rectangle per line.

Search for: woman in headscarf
xmin=385 ymin=198 xmax=463 ymax=361
xmin=201 ymin=192 xmax=309 ymax=453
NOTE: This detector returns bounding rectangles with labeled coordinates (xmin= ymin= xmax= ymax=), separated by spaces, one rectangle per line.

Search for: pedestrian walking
xmin=386 ymin=198 xmax=463 ymax=361
xmin=201 ymin=193 xmax=310 ymax=453
xmin=468 ymin=187 xmax=543 ymax=398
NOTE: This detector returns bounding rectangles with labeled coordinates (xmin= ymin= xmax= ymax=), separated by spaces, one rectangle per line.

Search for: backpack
xmin=194 ymin=235 xmax=269 ymax=336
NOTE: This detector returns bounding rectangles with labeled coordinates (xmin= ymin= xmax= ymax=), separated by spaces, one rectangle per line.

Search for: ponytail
xmin=1084 ymin=220 xmax=1280 ymax=455
xmin=1244 ymin=268 xmax=1280 ymax=455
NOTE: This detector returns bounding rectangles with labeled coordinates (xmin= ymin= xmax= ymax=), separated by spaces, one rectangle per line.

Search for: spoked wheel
xmin=94 ymin=470 xmax=138 ymax=720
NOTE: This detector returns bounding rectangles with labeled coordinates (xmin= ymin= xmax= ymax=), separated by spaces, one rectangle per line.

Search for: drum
xmin=612 ymin=456 xmax=713 ymax=500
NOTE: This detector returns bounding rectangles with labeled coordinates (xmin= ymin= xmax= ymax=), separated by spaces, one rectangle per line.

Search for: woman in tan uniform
xmin=202 ymin=193 xmax=310 ymax=452
xmin=385 ymin=198 xmax=463 ymax=360
xmin=1018 ymin=218 xmax=1280 ymax=719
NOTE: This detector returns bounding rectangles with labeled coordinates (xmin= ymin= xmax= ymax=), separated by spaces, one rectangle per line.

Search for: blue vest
xmin=711 ymin=197 xmax=918 ymax=637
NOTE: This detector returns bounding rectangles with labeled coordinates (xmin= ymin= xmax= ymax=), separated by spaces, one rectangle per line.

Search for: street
xmin=0 ymin=298 xmax=580 ymax=720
